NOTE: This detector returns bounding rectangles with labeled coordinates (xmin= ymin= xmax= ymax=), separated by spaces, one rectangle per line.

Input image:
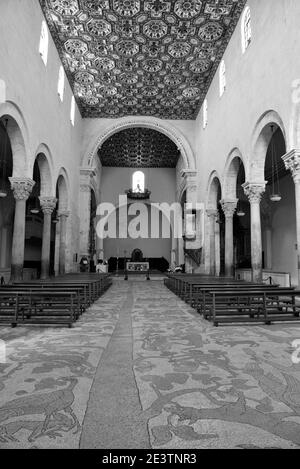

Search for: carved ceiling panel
xmin=98 ymin=128 xmax=180 ymax=167
xmin=40 ymin=0 xmax=246 ymax=119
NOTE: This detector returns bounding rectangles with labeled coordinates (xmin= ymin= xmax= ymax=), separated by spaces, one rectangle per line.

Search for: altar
xmin=126 ymin=262 xmax=149 ymax=272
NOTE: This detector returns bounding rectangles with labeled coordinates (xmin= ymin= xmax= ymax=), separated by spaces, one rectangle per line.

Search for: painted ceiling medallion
xmin=94 ymin=57 xmax=115 ymax=71
xmin=49 ymin=0 xmax=79 ymax=16
xmin=113 ymin=0 xmax=140 ymax=17
xmin=142 ymin=58 xmax=163 ymax=72
xmin=182 ymin=87 xmax=200 ymax=98
xmin=64 ymin=38 xmax=88 ymax=57
xmin=116 ymin=39 xmax=139 ymax=56
xmin=143 ymin=20 xmax=168 ymax=39
xmin=168 ymin=41 xmax=191 ymax=58
xmin=40 ymin=0 xmax=246 ymax=118
xmin=198 ymin=21 xmax=224 ymax=41
xmin=86 ymin=19 xmax=111 ymax=37
xmin=174 ymin=0 xmax=202 ymax=19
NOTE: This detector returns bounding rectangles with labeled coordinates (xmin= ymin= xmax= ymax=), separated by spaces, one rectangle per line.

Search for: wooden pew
xmin=0 ymin=290 xmax=78 ymax=327
xmin=208 ymin=289 xmax=300 ymax=326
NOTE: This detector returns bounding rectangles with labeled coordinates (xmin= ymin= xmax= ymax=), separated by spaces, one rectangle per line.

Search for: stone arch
xmin=250 ymin=110 xmax=287 ymax=182
xmin=223 ymin=148 xmax=246 ymax=199
xmin=32 ymin=144 xmax=54 ymax=197
xmin=56 ymin=168 xmax=70 ymax=211
xmin=82 ymin=117 xmax=195 ymax=171
xmin=0 ymin=101 xmax=29 ymax=176
xmin=206 ymin=171 xmax=222 ymax=209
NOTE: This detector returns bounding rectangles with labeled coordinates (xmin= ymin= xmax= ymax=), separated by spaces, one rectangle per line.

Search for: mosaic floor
xmin=1 ymin=280 xmax=300 ymax=449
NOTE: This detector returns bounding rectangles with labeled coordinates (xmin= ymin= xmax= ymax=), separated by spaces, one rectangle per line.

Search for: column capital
xmin=282 ymin=149 xmax=300 ymax=183
xmin=220 ymin=199 xmax=238 ymax=218
xmin=242 ymin=182 xmax=266 ymax=204
xmin=206 ymin=209 xmax=218 ymax=219
xmin=58 ymin=210 xmax=70 ymax=218
xmin=9 ymin=177 xmax=35 ymax=201
xmin=80 ymin=167 xmax=95 ymax=193
xmin=39 ymin=196 xmax=57 ymax=215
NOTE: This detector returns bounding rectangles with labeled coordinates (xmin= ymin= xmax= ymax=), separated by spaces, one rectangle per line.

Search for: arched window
xmin=241 ymin=6 xmax=252 ymax=53
xmin=70 ymin=96 xmax=76 ymax=126
xmin=219 ymin=60 xmax=226 ymax=97
xmin=58 ymin=66 xmax=65 ymax=102
xmin=132 ymin=171 xmax=145 ymax=193
xmin=39 ymin=20 xmax=49 ymax=66
xmin=203 ymin=98 xmax=208 ymax=129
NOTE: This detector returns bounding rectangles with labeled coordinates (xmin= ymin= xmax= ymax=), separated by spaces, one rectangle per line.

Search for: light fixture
xmin=269 ymin=125 xmax=282 ymax=202
xmin=0 ymin=118 xmax=8 ymax=198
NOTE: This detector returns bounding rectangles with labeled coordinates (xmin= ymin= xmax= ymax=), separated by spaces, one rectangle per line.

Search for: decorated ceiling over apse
xmin=40 ymin=0 xmax=246 ymax=119
xmin=98 ymin=128 xmax=180 ymax=167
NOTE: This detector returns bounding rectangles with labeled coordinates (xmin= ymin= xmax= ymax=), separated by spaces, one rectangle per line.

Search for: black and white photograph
xmin=0 ymin=0 xmax=300 ymax=456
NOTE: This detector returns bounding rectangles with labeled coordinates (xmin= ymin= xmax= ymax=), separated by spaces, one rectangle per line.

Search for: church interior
xmin=1 ymin=0 xmax=300 ymax=450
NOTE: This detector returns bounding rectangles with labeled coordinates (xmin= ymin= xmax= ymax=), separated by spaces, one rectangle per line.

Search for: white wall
xmin=100 ymin=167 xmax=176 ymax=261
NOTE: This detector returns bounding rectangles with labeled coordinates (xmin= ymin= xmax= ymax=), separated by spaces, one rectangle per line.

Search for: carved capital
xmin=58 ymin=210 xmax=70 ymax=219
xmin=220 ymin=199 xmax=238 ymax=218
xmin=80 ymin=167 xmax=96 ymax=192
xmin=242 ymin=182 xmax=266 ymax=204
xmin=39 ymin=196 xmax=57 ymax=215
xmin=206 ymin=209 xmax=218 ymax=219
xmin=9 ymin=177 xmax=35 ymax=201
xmin=282 ymin=150 xmax=300 ymax=183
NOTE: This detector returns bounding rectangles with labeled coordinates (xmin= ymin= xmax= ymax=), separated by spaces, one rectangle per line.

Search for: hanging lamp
xmin=269 ymin=125 xmax=282 ymax=202
xmin=0 ymin=119 xmax=9 ymax=198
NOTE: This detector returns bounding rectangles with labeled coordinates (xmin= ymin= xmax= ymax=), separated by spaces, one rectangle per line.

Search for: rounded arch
xmin=223 ymin=148 xmax=246 ymax=199
xmin=206 ymin=171 xmax=222 ymax=209
xmin=0 ymin=101 xmax=30 ymax=176
xmin=32 ymin=144 xmax=54 ymax=197
xmin=83 ymin=117 xmax=195 ymax=171
xmin=250 ymin=110 xmax=287 ymax=182
xmin=56 ymin=168 xmax=70 ymax=211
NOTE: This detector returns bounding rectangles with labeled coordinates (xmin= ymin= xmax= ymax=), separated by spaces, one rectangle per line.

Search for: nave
xmin=1 ymin=279 xmax=300 ymax=449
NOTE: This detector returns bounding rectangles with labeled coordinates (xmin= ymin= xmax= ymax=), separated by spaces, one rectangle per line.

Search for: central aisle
xmin=1 ymin=280 xmax=300 ymax=449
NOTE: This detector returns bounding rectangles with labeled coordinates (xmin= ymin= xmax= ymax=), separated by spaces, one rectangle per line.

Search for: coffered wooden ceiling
xmin=40 ymin=0 xmax=246 ymax=119
xmin=98 ymin=128 xmax=180 ymax=167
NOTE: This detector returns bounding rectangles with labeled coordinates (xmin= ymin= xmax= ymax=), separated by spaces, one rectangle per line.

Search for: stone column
xmin=283 ymin=150 xmax=300 ymax=286
xmin=58 ymin=210 xmax=69 ymax=275
xmin=39 ymin=196 xmax=57 ymax=279
xmin=220 ymin=199 xmax=238 ymax=277
xmin=79 ymin=168 xmax=96 ymax=261
xmin=243 ymin=182 xmax=266 ymax=283
xmin=206 ymin=209 xmax=218 ymax=276
xmin=9 ymin=177 xmax=35 ymax=282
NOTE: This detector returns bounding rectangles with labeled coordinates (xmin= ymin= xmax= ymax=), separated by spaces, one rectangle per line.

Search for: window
xmin=203 ymin=99 xmax=208 ymax=129
xmin=58 ymin=66 xmax=65 ymax=102
xmin=241 ymin=6 xmax=252 ymax=53
xmin=70 ymin=96 xmax=76 ymax=126
xmin=219 ymin=60 xmax=226 ymax=97
xmin=39 ymin=21 xmax=49 ymax=66
xmin=132 ymin=171 xmax=145 ymax=193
